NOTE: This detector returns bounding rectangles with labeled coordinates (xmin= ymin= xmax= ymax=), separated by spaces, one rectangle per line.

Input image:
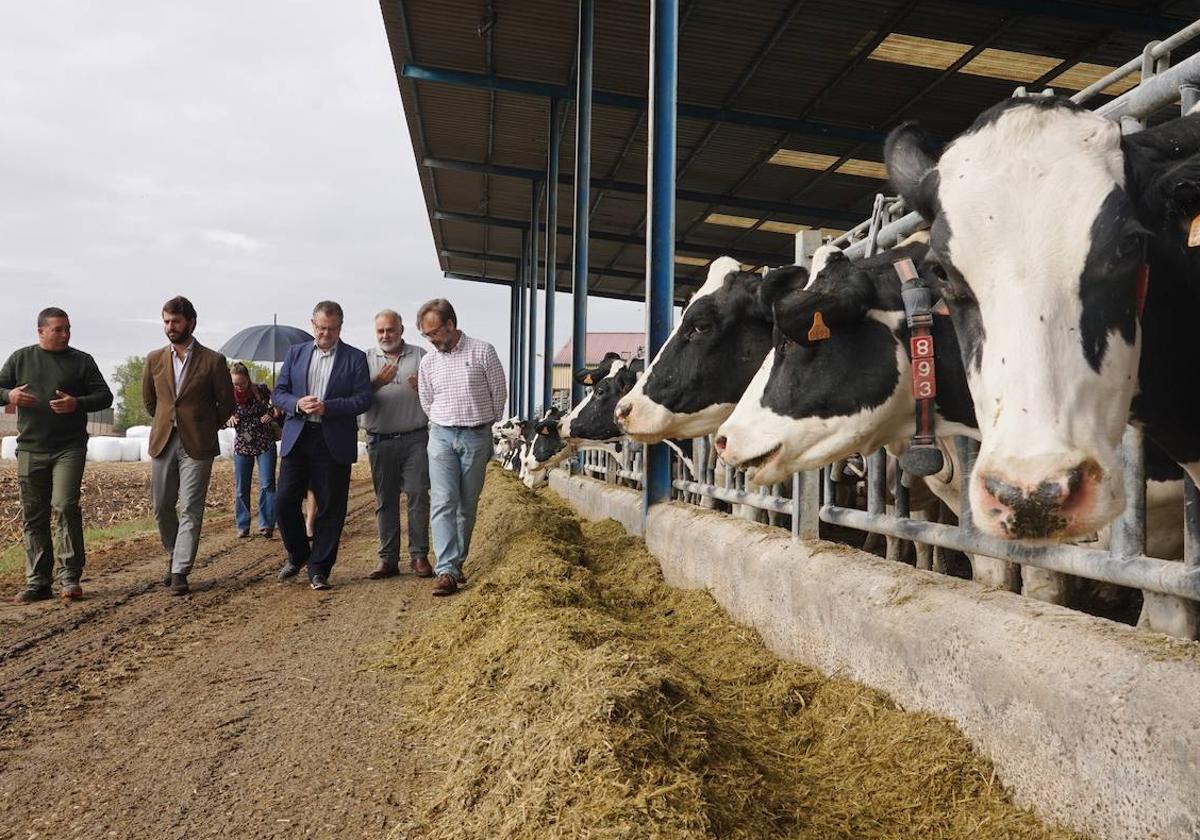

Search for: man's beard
xmin=379 ymin=339 xmax=401 ymax=354
xmin=168 ymin=327 xmax=193 ymax=345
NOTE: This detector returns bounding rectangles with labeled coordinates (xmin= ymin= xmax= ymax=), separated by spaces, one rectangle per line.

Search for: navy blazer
xmin=272 ymin=340 xmax=372 ymax=465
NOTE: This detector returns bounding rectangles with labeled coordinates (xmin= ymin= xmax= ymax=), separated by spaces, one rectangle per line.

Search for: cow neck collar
xmin=893 ymin=256 xmax=945 ymax=478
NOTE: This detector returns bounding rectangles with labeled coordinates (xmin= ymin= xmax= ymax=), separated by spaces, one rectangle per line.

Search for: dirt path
xmin=0 ymin=475 xmax=429 ymax=839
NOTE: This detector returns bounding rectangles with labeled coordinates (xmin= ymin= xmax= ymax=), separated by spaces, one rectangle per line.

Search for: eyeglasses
xmin=420 ymin=321 xmax=449 ymax=341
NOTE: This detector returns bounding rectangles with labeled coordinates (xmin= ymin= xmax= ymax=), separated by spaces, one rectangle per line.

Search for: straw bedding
xmin=380 ymin=466 xmax=1082 ymax=840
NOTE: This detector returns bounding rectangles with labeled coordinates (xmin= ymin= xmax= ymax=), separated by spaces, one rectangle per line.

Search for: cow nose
xmin=615 ymin=401 xmax=632 ymax=420
xmin=974 ymin=461 xmax=1097 ymax=540
xmin=713 ymin=435 xmax=727 ymax=455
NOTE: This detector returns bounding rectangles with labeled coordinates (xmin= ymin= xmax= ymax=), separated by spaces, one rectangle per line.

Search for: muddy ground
xmin=0 ymin=467 xmax=429 ymax=839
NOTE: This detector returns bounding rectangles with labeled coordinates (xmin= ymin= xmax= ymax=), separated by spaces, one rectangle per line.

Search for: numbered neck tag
xmin=909 ymin=332 xmax=937 ymax=401
xmin=807 ymin=311 xmax=831 ymax=342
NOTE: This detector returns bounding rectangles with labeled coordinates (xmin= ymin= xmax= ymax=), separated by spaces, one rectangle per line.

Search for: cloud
xmin=201 ymin=229 xmax=263 ymax=252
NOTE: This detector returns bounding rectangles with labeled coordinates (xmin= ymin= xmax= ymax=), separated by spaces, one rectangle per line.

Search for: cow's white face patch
xmin=618 ymin=256 xmax=772 ymax=442
xmin=933 ymin=104 xmax=1140 ymax=539
xmin=719 ymin=338 xmax=915 ymax=485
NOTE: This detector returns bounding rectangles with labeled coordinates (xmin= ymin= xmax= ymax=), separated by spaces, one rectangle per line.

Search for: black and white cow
xmin=714 ymin=240 xmax=1184 ymax=607
xmin=615 ymin=257 xmax=775 ymax=442
xmin=493 ymin=415 xmax=528 ymax=471
xmin=520 ymin=356 xmax=647 ymax=488
xmin=882 ymin=96 xmax=1200 ymax=541
xmin=517 ymin=407 xmax=566 ymax=489
xmin=714 ymin=235 xmax=978 ymax=483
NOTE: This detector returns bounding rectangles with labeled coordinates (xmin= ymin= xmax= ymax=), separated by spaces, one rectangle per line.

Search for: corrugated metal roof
xmin=380 ymin=0 xmax=1198 ymax=305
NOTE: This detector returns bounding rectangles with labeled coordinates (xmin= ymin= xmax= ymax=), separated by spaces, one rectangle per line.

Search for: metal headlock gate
xmin=578 ymin=20 xmax=1200 ymax=639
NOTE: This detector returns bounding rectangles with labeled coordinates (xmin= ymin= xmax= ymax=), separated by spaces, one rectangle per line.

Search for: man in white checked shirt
xmin=416 ymin=298 xmax=506 ymax=596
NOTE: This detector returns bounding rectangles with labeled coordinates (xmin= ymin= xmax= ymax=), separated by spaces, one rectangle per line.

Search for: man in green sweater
xmin=0 ymin=307 xmax=114 ymax=603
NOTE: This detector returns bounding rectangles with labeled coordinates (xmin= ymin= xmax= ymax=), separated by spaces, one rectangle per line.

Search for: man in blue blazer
xmin=272 ymin=301 xmax=372 ymax=590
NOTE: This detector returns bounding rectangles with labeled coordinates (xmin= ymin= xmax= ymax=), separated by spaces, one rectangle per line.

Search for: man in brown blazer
xmin=142 ymin=296 xmax=235 ymax=595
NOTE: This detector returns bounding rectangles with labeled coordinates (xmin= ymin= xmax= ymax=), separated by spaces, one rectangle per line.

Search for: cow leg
xmin=971 ymin=555 xmax=1022 ymax=592
xmin=1138 ymin=593 xmax=1200 ymax=639
xmin=912 ymin=506 xmax=933 ymax=571
xmin=1021 ymin=566 xmax=1074 ymax=605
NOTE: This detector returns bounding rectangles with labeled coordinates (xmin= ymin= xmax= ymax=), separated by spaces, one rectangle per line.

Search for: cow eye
xmin=688 ymin=321 xmax=710 ymax=338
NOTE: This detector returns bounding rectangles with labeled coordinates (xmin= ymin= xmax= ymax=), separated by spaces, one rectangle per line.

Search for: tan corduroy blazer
xmin=142 ymin=341 xmax=235 ymax=459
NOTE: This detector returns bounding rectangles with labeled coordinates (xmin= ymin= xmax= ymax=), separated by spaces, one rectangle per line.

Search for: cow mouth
xmin=739 ymin=442 xmax=783 ymax=473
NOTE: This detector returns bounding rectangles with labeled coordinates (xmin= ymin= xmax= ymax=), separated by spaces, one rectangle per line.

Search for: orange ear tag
xmin=807 ymin=311 xmax=832 ymax=342
xmin=1189 ymin=214 xmax=1200 ymax=248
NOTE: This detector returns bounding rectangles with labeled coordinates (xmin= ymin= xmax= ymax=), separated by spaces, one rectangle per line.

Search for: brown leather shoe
xmin=170 ymin=573 xmax=189 ymax=596
xmin=368 ymin=560 xmax=399 ymax=580
xmin=60 ymin=581 xmax=83 ymax=600
xmin=410 ymin=556 xmax=434 ymax=578
xmin=431 ymin=573 xmax=458 ymax=597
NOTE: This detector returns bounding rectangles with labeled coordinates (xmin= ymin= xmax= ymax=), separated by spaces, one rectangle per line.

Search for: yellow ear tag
xmin=807 ymin=311 xmax=832 ymax=342
xmin=1189 ymin=214 xmax=1200 ymax=248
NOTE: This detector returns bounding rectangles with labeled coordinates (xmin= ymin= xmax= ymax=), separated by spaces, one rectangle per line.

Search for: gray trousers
xmin=367 ymin=429 xmax=430 ymax=562
xmin=151 ymin=430 xmax=215 ymax=575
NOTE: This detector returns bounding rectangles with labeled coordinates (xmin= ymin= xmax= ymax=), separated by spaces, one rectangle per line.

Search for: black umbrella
xmin=219 ymin=317 xmax=313 ymax=384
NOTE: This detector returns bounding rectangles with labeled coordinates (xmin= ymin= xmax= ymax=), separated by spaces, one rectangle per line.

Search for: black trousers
xmin=276 ymin=424 xmax=352 ymax=579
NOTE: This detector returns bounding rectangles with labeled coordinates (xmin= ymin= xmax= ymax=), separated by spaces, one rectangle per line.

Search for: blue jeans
xmin=427 ymin=424 xmax=493 ymax=581
xmin=234 ymin=448 xmax=277 ymax=532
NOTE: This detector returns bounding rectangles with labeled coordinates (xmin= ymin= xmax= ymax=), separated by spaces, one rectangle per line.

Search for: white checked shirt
xmin=418 ymin=332 xmax=507 ymax=427
xmin=305 ymin=341 xmax=338 ymax=423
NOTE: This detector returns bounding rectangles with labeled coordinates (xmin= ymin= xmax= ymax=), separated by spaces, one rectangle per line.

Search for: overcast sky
xmin=1 ymin=1 xmax=643 ymax=404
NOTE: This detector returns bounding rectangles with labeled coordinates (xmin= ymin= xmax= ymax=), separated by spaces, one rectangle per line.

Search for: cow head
xmin=884 ymin=97 xmax=1200 ymax=541
xmin=716 ymin=240 xmax=977 ymax=485
xmin=561 ymin=358 xmax=643 ymax=442
xmin=520 ymin=407 xmax=568 ymax=488
xmin=615 ymin=256 xmax=775 ymax=442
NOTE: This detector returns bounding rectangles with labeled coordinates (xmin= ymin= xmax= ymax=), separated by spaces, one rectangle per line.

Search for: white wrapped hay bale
xmin=1 ymin=437 xmax=17 ymax=460
xmin=139 ymin=437 xmax=152 ymax=462
xmin=357 ymin=441 xmax=368 ymax=462
xmin=124 ymin=425 xmax=152 ymax=438
xmin=120 ymin=437 xmax=143 ymax=462
xmin=88 ymin=437 xmax=124 ymax=462
xmin=218 ymin=427 xmax=236 ymax=459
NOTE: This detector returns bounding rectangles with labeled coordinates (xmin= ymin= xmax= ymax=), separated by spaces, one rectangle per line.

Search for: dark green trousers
xmin=17 ymin=447 xmax=87 ymax=587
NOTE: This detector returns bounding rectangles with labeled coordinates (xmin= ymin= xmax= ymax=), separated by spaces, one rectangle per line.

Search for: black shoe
xmin=237 ymin=528 xmax=250 ymax=538
xmin=310 ymin=575 xmax=331 ymax=591
xmin=278 ymin=561 xmax=302 ymax=580
xmin=14 ymin=586 xmax=53 ymax=604
xmin=170 ymin=573 xmax=189 ymax=596
xmin=163 ymin=566 xmax=173 ymax=587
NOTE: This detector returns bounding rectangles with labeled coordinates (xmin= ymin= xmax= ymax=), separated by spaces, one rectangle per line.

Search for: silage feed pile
xmin=381 ymin=466 xmax=1081 ymax=840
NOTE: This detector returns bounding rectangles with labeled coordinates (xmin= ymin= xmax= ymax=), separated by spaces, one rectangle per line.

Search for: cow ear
xmin=772 ymin=276 xmax=872 ymax=344
xmin=885 ymin=121 xmax=942 ymax=220
xmin=574 ymin=366 xmax=598 ymax=386
xmin=759 ymin=266 xmax=810 ymax=310
xmin=1127 ymin=128 xmax=1200 ymax=227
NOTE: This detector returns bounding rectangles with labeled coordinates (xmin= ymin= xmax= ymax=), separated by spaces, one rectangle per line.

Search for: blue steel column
xmin=527 ymin=185 xmax=539 ymax=418
xmin=508 ymin=279 xmax=519 ymax=416
xmin=644 ymin=0 xmax=678 ymax=509
xmin=516 ymin=233 xmax=528 ymax=416
xmin=570 ymin=0 xmax=593 ymax=407
xmin=543 ymin=100 xmax=560 ymax=411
